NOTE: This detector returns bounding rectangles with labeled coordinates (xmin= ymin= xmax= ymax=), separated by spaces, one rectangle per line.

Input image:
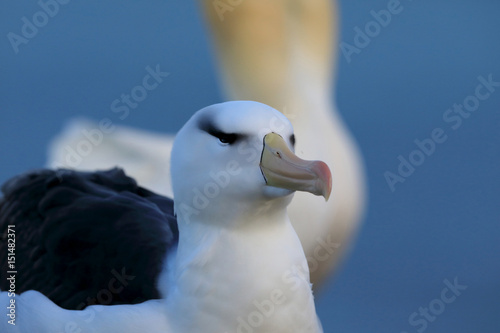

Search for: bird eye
xmin=218 ymin=133 xmax=237 ymax=144
xmin=213 ymin=131 xmax=239 ymax=145
xmin=199 ymin=120 xmax=241 ymax=145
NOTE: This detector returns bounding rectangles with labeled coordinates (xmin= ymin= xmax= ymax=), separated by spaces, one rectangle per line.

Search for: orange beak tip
xmin=316 ymin=161 xmax=332 ymax=201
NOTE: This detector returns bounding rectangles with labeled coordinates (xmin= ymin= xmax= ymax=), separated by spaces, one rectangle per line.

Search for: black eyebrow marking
xmin=197 ymin=114 xmax=214 ymax=133
xmin=197 ymin=117 xmax=242 ymax=145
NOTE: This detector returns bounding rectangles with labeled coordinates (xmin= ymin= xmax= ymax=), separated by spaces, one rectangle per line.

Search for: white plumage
xmin=2 ymin=101 xmax=328 ymax=333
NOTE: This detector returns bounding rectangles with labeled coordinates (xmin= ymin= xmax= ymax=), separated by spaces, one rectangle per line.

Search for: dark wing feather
xmin=0 ymin=168 xmax=178 ymax=310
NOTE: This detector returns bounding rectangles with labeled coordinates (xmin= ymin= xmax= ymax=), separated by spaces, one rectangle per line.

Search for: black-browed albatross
xmin=1 ymin=101 xmax=331 ymax=333
xmin=48 ymin=0 xmax=366 ymax=288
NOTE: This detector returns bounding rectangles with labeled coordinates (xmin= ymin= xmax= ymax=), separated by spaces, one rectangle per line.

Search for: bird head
xmin=170 ymin=101 xmax=331 ymax=225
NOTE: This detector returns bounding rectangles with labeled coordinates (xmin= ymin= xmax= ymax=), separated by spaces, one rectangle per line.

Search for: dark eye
xmin=290 ymin=134 xmax=296 ymax=147
xmin=217 ymin=132 xmax=238 ymax=145
xmin=209 ymin=130 xmax=239 ymax=145
xmin=198 ymin=118 xmax=241 ymax=145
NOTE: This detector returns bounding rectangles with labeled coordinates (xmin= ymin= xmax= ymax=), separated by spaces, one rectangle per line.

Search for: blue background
xmin=1 ymin=1 xmax=499 ymax=332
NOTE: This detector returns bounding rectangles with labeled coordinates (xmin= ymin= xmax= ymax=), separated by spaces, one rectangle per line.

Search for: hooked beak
xmin=259 ymin=133 xmax=332 ymax=201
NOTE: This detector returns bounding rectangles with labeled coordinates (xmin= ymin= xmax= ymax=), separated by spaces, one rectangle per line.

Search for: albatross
xmin=1 ymin=101 xmax=330 ymax=333
xmin=47 ymin=0 xmax=365 ymax=287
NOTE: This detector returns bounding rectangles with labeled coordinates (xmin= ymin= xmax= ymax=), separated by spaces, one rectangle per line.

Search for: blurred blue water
xmin=1 ymin=1 xmax=499 ymax=332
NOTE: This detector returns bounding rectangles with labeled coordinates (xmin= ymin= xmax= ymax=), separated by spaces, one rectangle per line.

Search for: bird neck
xmin=165 ymin=210 xmax=321 ymax=332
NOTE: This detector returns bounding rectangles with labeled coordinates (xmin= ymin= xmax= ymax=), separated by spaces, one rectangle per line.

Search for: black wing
xmin=0 ymin=168 xmax=178 ymax=310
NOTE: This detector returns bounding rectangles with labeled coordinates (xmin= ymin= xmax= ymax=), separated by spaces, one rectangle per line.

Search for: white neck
xmin=13 ymin=207 xmax=320 ymax=333
xmin=163 ymin=209 xmax=322 ymax=333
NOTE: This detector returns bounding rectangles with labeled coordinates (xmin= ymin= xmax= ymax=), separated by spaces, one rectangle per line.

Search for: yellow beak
xmin=260 ymin=133 xmax=332 ymax=201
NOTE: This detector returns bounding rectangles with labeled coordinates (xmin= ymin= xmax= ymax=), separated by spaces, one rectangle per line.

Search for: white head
xmin=170 ymin=101 xmax=331 ymax=227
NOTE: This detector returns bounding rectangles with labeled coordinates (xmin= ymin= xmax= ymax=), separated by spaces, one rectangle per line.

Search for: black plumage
xmin=0 ymin=168 xmax=178 ymax=310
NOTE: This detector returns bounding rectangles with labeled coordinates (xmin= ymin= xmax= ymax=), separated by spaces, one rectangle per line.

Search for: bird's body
xmin=162 ymin=209 xmax=321 ymax=332
xmin=5 ymin=210 xmax=320 ymax=333
xmin=0 ymin=168 xmax=177 ymax=309
xmin=1 ymin=101 xmax=327 ymax=332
